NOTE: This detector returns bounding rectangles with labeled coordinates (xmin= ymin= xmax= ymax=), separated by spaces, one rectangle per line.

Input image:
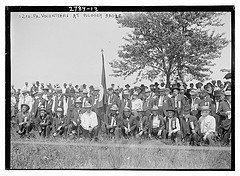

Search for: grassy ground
xmin=10 ymin=127 xmax=232 ymax=169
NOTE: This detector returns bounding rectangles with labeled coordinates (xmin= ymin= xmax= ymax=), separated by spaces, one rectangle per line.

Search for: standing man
xmin=30 ymin=90 xmax=46 ymax=120
xmin=18 ymin=90 xmax=33 ymax=113
xmin=142 ymin=88 xmax=155 ymax=117
xmin=52 ymin=86 xmax=67 ymax=117
xmin=119 ymin=90 xmax=132 ymax=115
xmin=154 ymin=89 xmax=165 ymax=117
xmin=189 ymin=90 xmax=202 ymax=118
xmin=131 ymin=92 xmax=143 ymax=117
xmin=162 ymin=88 xmax=174 ymax=118
xmin=80 ymin=102 xmax=99 ymax=141
xmin=11 ymin=90 xmax=17 ymax=118
xmin=199 ymin=106 xmax=216 ymax=146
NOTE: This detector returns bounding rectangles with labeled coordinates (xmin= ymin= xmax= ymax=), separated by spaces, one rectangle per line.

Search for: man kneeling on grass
xmin=199 ymin=106 xmax=216 ymax=146
xmin=135 ymin=108 xmax=150 ymax=138
xmin=121 ymin=107 xmax=137 ymax=138
xmin=148 ymin=106 xmax=166 ymax=140
xmin=106 ymin=105 xmax=122 ymax=139
xmin=80 ymin=102 xmax=99 ymax=141
xmin=52 ymin=107 xmax=68 ymax=137
xmin=16 ymin=104 xmax=33 ymax=138
xmin=165 ymin=107 xmax=182 ymax=144
xmin=36 ymin=106 xmax=52 ymax=138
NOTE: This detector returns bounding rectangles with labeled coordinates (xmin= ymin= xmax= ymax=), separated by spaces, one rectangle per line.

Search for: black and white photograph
xmin=5 ymin=5 xmax=235 ymax=170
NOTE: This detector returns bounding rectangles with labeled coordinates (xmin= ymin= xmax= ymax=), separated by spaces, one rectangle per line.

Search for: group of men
xmin=11 ymin=79 xmax=232 ymax=146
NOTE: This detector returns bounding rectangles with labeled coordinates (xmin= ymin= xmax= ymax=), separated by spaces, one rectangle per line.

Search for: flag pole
xmin=101 ymin=49 xmax=107 ymax=126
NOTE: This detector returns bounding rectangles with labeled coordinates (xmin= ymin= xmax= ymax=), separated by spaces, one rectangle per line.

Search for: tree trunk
xmin=165 ymin=73 xmax=171 ymax=88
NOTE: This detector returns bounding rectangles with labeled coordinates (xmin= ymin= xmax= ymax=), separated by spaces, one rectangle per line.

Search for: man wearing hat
xmin=52 ymin=86 xmax=67 ymax=116
xmin=135 ymin=108 xmax=150 ymax=138
xmin=154 ymin=88 xmax=165 ymax=117
xmin=149 ymin=84 xmax=155 ymax=98
xmin=149 ymin=106 xmax=166 ymax=139
xmin=81 ymin=89 xmax=90 ymax=109
xmin=165 ymin=107 xmax=182 ymax=144
xmin=106 ymin=105 xmax=122 ymax=139
xmin=42 ymin=85 xmax=49 ymax=100
xmin=119 ymin=90 xmax=132 ymax=115
xmin=142 ymin=88 xmax=155 ymax=117
xmin=198 ymin=89 xmax=214 ymax=117
xmin=89 ymin=87 xmax=101 ymax=111
xmin=16 ymin=104 xmax=33 ymax=137
xmin=199 ymin=106 xmax=216 ymax=146
xmin=11 ymin=90 xmax=17 ymax=118
xmin=80 ymin=102 xmax=99 ymax=140
xmin=45 ymin=92 xmax=54 ymax=117
xmin=162 ymin=88 xmax=174 ymax=118
xmin=189 ymin=89 xmax=202 ymax=117
xmin=68 ymin=97 xmax=83 ymax=137
xmin=65 ymin=89 xmax=76 ymax=126
xmin=125 ymin=84 xmax=130 ymax=91
xmin=30 ymin=90 xmax=46 ymax=120
xmin=218 ymin=91 xmax=231 ymax=145
xmin=181 ymin=105 xmax=200 ymax=146
xmin=52 ymin=107 xmax=68 ymax=137
xmin=131 ymin=92 xmax=143 ymax=117
xmin=36 ymin=106 xmax=52 ymax=138
xmin=120 ymin=107 xmax=137 ymax=137
xmin=62 ymin=83 xmax=67 ymax=94
xmin=18 ymin=89 xmax=33 ymax=113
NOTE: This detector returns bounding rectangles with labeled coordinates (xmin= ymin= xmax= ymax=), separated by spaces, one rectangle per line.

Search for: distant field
xmin=10 ymin=129 xmax=232 ymax=169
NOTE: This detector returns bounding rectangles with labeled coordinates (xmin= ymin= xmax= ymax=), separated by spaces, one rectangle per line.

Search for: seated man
xmin=16 ymin=104 xmax=33 ymax=138
xmin=135 ymin=108 xmax=150 ymax=138
xmin=148 ymin=106 xmax=166 ymax=139
xmin=52 ymin=107 xmax=68 ymax=137
xmin=181 ymin=105 xmax=200 ymax=146
xmin=68 ymin=97 xmax=83 ymax=137
xmin=165 ymin=107 xmax=182 ymax=144
xmin=121 ymin=107 xmax=137 ymax=138
xmin=80 ymin=102 xmax=99 ymax=141
xmin=106 ymin=105 xmax=122 ymax=139
xmin=199 ymin=106 xmax=216 ymax=146
xmin=36 ymin=106 xmax=52 ymax=138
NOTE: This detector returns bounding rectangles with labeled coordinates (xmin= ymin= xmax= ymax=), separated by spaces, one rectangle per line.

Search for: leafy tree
xmin=110 ymin=12 xmax=229 ymax=87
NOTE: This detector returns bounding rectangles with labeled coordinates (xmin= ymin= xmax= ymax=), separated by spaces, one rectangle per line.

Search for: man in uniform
xmin=165 ymin=107 xmax=182 ymax=144
xmin=154 ymin=89 xmax=165 ymax=117
xmin=135 ymin=108 xmax=150 ymax=138
xmin=52 ymin=86 xmax=67 ymax=117
xmin=119 ymin=89 xmax=132 ymax=115
xmin=199 ymin=106 xmax=216 ymax=146
xmin=131 ymin=92 xmax=143 ymax=117
xmin=52 ymin=107 xmax=68 ymax=137
xmin=121 ymin=107 xmax=137 ymax=138
xmin=16 ymin=104 xmax=33 ymax=138
xmin=162 ymin=88 xmax=174 ymax=118
xmin=148 ymin=106 xmax=166 ymax=139
xmin=181 ymin=105 xmax=200 ymax=146
xmin=36 ymin=106 xmax=52 ymax=138
xmin=142 ymin=88 xmax=155 ymax=117
xmin=189 ymin=89 xmax=202 ymax=118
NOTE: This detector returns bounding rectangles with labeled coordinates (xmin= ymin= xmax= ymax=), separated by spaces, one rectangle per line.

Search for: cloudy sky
xmin=11 ymin=12 xmax=231 ymax=89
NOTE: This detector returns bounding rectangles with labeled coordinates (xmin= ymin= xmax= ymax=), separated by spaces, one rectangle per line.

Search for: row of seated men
xmin=14 ymin=96 xmax=231 ymax=146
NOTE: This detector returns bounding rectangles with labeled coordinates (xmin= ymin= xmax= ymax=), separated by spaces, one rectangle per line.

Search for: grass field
xmin=10 ymin=128 xmax=232 ymax=169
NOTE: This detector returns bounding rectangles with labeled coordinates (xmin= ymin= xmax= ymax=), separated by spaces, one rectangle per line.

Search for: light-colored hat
xmin=83 ymin=89 xmax=88 ymax=94
xmin=94 ymin=87 xmax=100 ymax=91
xmin=110 ymin=105 xmax=119 ymax=111
xmin=199 ymin=106 xmax=211 ymax=111
xmin=190 ymin=90 xmax=197 ymax=95
xmin=84 ymin=102 xmax=92 ymax=108
xmin=123 ymin=90 xmax=130 ymax=95
xmin=123 ymin=107 xmax=131 ymax=112
xmin=56 ymin=107 xmax=63 ymax=112
xmin=133 ymin=92 xmax=138 ymax=96
xmin=224 ymin=91 xmax=231 ymax=96
xmin=21 ymin=89 xmax=27 ymax=93
xmin=151 ymin=106 xmax=159 ymax=111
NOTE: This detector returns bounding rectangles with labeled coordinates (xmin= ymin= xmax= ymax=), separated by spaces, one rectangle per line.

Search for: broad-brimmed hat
xmin=199 ymin=106 xmax=211 ymax=111
xmin=166 ymin=107 xmax=175 ymax=112
xmin=21 ymin=104 xmax=30 ymax=111
xmin=125 ymin=84 xmax=130 ymax=88
xmin=171 ymin=84 xmax=180 ymax=91
xmin=224 ymin=91 xmax=231 ymax=96
xmin=151 ymin=106 xmax=159 ymax=111
xmin=84 ymin=102 xmax=92 ymax=108
xmin=123 ymin=107 xmax=131 ymax=112
xmin=110 ymin=105 xmax=119 ymax=111
xmin=190 ymin=90 xmax=197 ymax=95
xmin=94 ymin=87 xmax=100 ymax=91
xmin=56 ymin=107 xmax=63 ymax=112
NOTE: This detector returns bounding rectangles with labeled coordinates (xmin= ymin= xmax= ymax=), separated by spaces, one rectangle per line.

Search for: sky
xmin=11 ymin=12 xmax=231 ymax=89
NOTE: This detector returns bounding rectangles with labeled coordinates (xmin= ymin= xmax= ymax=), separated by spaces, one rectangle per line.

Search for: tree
xmin=110 ymin=12 xmax=229 ymax=87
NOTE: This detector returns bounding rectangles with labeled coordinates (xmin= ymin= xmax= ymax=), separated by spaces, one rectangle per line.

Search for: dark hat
xmin=150 ymin=84 xmax=154 ymax=87
xmin=140 ymin=84 xmax=145 ymax=88
xmin=171 ymin=84 xmax=180 ymax=91
xmin=166 ymin=107 xmax=175 ymax=112
xmin=154 ymin=82 xmax=159 ymax=86
xmin=125 ymin=84 xmax=130 ymax=88
xmin=21 ymin=104 xmax=30 ymax=111
xmin=108 ymin=87 xmax=113 ymax=91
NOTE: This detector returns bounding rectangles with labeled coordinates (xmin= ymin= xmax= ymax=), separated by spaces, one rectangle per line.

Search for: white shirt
xmin=152 ymin=115 xmax=160 ymax=128
xmin=81 ymin=111 xmax=98 ymax=130
xmin=11 ymin=96 xmax=16 ymax=107
xmin=131 ymin=98 xmax=143 ymax=111
xmin=168 ymin=118 xmax=180 ymax=133
xmin=199 ymin=115 xmax=216 ymax=134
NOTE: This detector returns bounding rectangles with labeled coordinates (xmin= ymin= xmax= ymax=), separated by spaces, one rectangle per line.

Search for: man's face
xmin=86 ymin=108 xmax=91 ymax=113
xmin=173 ymin=89 xmax=179 ymax=96
xmin=190 ymin=84 xmax=194 ymax=88
xmin=183 ymin=112 xmax=190 ymax=118
xmin=145 ymin=92 xmax=150 ymax=97
xmin=124 ymin=111 xmax=130 ymax=117
xmin=56 ymin=112 xmax=62 ymax=118
xmin=199 ymin=92 xmax=206 ymax=99
xmin=138 ymin=111 xmax=144 ymax=117
xmin=201 ymin=110 xmax=209 ymax=117
xmin=25 ymin=82 xmax=28 ymax=86
xmin=191 ymin=94 xmax=197 ymax=99
xmin=40 ymin=111 xmax=46 ymax=116
xmin=21 ymin=106 xmax=28 ymax=113
xmin=217 ymin=81 xmax=221 ymax=87
xmin=212 ymin=80 xmax=216 ymax=85
xmin=123 ymin=93 xmax=130 ymax=99
xmin=180 ymin=89 xmax=185 ymax=94
xmin=168 ymin=111 xmax=174 ymax=118
xmin=83 ymin=93 xmax=88 ymax=97
xmin=152 ymin=110 xmax=158 ymax=116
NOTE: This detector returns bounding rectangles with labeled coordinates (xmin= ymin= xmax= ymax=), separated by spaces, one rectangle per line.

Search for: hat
xmin=94 ymin=87 xmax=100 ymax=91
xmin=21 ymin=89 xmax=27 ymax=94
xmin=224 ymin=91 xmax=231 ymax=96
xmin=125 ymin=84 xmax=130 ymax=88
xmin=42 ymin=86 xmax=49 ymax=90
xmin=164 ymin=88 xmax=171 ymax=93
xmin=133 ymin=92 xmax=138 ymax=96
xmin=83 ymin=89 xmax=88 ymax=94
xmin=110 ymin=105 xmax=119 ymax=111
xmin=214 ymin=90 xmax=223 ymax=97
xmin=140 ymin=84 xmax=145 ymax=88
xmin=183 ymin=105 xmax=191 ymax=113
xmin=56 ymin=107 xmax=63 ymax=112
xmin=199 ymin=106 xmax=211 ymax=111
xmin=123 ymin=107 xmax=131 ymax=112
xmin=166 ymin=107 xmax=175 ymax=112
xmin=56 ymin=86 xmax=62 ymax=92
xmin=47 ymin=92 xmax=53 ymax=97
xmin=108 ymin=87 xmax=113 ymax=91
xmin=123 ymin=90 xmax=130 ymax=95
xmin=137 ymin=108 xmax=145 ymax=112
xmin=171 ymin=84 xmax=180 ymax=91
xmin=75 ymin=97 xmax=82 ymax=103
xmin=179 ymin=85 xmax=185 ymax=90
xmin=151 ymin=106 xmax=159 ymax=111
xmin=84 ymin=102 xmax=92 ymax=108
xmin=190 ymin=90 xmax=197 ymax=95
xmin=39 ymin=106 xmax=46 ymax=112
xmin=154 ymin=82 xmax=159 ymax=86
xmin=21 ymin=104 xmax=30 ymax=111
xmin=145 ymin=88 xmax=151 ymax=93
